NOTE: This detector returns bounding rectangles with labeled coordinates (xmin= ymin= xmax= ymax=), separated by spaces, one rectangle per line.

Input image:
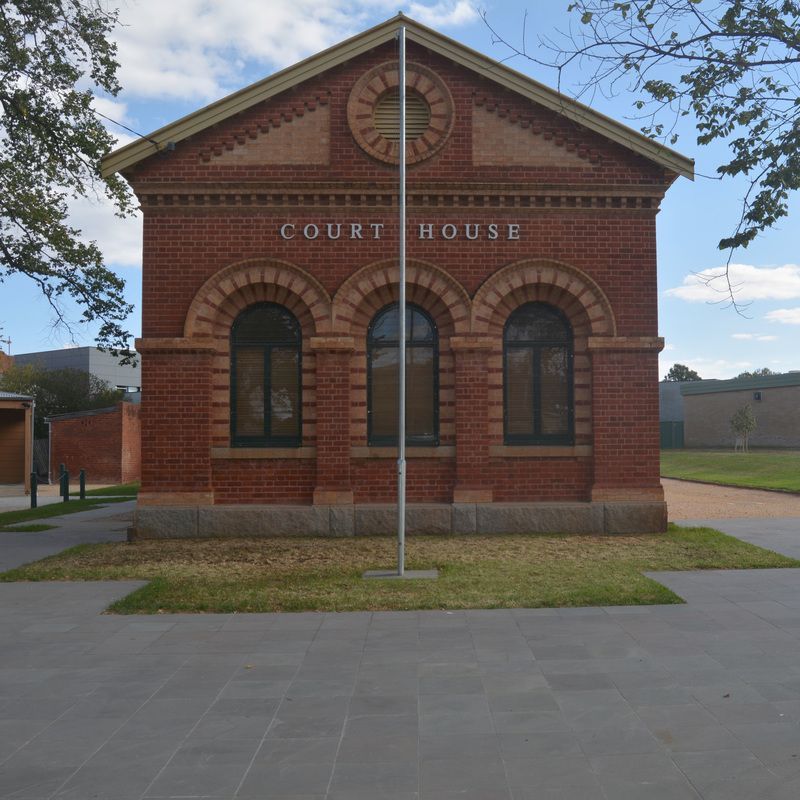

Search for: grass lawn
xmin=661 ymin=449 xmax=800 ymax=493
xmin=1 ymin=524 xmax=56 ymax=533
xmin=2 ymin=525 xmax=796 ymax=613
xmin=85 ymin=482 xmax=139 ymax=497
xmin=0 ymin=497 xmax=131 ymax=531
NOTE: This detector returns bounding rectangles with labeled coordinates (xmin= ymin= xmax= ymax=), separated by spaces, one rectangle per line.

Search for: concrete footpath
xmin=1 ymin=512 xmax=800 ymax=798
xmin=0 ymin=501 xmax=133 ymax=572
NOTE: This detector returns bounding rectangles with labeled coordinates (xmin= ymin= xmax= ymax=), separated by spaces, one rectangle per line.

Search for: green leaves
xmin=0 ymin=1 xmax=134 ymax=354
xmin=664 ymin=363 xmax=702 ymax=382
xmin=556 ymin=0 xmax=800 ymax=263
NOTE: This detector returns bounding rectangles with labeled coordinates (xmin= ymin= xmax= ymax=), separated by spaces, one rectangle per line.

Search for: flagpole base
xmin=362 ymin=569 xmax=439 ymax=580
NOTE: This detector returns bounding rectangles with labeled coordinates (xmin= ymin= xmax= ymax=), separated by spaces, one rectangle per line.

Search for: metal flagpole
xmin=397 ymin=23 xmax=407 ymax=577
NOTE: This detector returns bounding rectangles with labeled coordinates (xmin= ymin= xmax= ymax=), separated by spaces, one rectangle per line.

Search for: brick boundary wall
xmin=49 ymin=402 xmax=141 ymax=485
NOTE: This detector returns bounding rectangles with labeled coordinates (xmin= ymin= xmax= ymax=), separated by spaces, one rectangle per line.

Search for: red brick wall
xmin=49 ymin=402 xmax=141 ymax=485
xmin=120 ymin=402 xmax=141 ymax=483
xmin=212 ymin=459 xmax=315 ymax=504
xmin=140 ymin=351 xmax=211 ymax=495
xmin=130 ymin=38 xmax=670 ymax=507
xmin=592 ymin=350 xmax=662 ymax=491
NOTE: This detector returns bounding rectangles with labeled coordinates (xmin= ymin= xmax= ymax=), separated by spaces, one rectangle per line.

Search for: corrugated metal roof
xmin=680 ymin=372 xmax=800 ymax=396
xmin=0 ymin=391 xmax=33 ymax=401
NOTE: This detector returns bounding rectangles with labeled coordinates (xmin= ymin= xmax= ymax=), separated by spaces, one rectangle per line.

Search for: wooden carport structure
xmin=0 ymin=391 xmax=33 ymax=493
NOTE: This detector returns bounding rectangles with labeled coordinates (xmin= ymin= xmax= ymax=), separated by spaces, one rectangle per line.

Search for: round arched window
xmin=504 ymin=303 xmax=574 ymax=445
xmin=231 ymin=303 xmax=301 ymax=446
xmin=367 ymin=303 xmax=438 ymax=446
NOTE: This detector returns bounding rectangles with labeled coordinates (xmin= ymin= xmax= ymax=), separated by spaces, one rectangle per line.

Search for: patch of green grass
xmin=661 ymin=449 xmax=800 ymax=493
xmin=1 ymin=524 xmax=796 ymax=614
xmin=0 ymin=524 xmax=56 ymax=533
xmin=84 ymin=482 xmax=139 ymax=497
xmin=0 ymin=497 xmax=131 ymax=529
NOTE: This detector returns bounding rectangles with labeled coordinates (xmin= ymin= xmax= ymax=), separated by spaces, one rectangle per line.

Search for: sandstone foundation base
xmin=131 ymin=501 xmax=667 ymax=539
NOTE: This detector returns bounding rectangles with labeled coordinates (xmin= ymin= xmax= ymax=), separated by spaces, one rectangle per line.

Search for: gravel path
xmin=664 ymin=477 xmax=800 ymax=520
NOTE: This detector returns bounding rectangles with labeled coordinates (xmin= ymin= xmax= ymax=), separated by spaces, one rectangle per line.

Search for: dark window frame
xmin=230 ymin=302 xmax=302 ymax=448
xmin=503 ymin=302 xmax=575 ymax=446
xmin=367 ymin=302 xmax=440 ymax=447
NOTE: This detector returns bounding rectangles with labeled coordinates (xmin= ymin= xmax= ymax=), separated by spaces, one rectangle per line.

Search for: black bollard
xmin=59 ymin=463 xmax=66 ymax=497
xmin=79 ymin=469 xmax=86 ymax=500
xmin=30 ymin=473 xmax=38 ymax=509
xmin=62 ymin=470 xmax=69 ymax=502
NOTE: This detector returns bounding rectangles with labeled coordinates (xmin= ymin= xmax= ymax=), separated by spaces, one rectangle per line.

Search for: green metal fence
xmin=660 ymin=421 xmax=684 ymax=449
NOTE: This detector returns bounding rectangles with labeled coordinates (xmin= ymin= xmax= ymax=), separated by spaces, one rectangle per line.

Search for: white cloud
xmin=92 ymin=96 xmax=128 ymax=124
xmin=407 ymin=1 xmax=478 ymax=26
xmin=91 ymin=97 xmax=137 ymax=147
xmin=731 ymin=333 xmax=778 ymax=341
xmin=766 ymin=308 xmax=800 ymax=325
xmin=663 ymin=343 xmax=675 ymax=351
xmin=67 ymin=195 xmax=143 ymax=269
xmin=110 ymin=1 xmax=477 ymax=103
xmin=665 ymin=264 xmax=800 ymax=303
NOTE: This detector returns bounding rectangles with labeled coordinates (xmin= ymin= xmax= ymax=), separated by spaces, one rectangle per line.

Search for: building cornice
xmin=134 ymin=183 xmax=668 ymax=212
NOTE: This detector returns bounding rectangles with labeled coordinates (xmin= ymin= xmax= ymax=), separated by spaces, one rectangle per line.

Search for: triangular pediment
xmin=203 ymin=100 xmax=330 ymax=165
xmin=472 ymin=100 xmax=589 ymax=167
xmin=102 ymin=15 xmax=693 ymax=180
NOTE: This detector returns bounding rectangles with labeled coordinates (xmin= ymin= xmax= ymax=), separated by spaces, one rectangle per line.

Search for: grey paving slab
xmin=680 ymin=516 xmax=800 ymax=559
xmin=7 ymin=516 xmax=800 ymax=797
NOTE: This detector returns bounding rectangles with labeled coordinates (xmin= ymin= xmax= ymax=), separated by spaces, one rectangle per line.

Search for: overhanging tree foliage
xmin=484 ymin=1 xmax=800 ymax=307
xmin=0 ymin=1 xmax=134 ymax=354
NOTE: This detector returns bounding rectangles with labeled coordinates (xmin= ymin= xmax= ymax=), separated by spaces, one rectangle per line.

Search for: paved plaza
xmin=1 ymin=504 xmax=800 ymax=797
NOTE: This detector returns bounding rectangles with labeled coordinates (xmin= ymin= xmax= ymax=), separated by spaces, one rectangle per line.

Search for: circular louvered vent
xmin=347 ymin=61 xmax=454 ymax=165
xmin=373 ymin=90 xmax=431 ymax=141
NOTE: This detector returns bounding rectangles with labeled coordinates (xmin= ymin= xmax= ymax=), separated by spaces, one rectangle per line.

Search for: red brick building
xmin=104 ymin=16 xmax=692 ymax=537
xmin=48 ymin=401 xmax=141 ymax=485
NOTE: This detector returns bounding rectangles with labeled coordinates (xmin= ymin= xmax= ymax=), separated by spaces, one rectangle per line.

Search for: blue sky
xmin=2 ymin=0 xmax=798 ymax=379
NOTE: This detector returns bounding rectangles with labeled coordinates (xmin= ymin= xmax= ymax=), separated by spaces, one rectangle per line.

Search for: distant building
xmin=658 ymin=379 xmax=700 ymax=449
xmin=681 ymin=373 xmax=800 ymax=448
xmin=13 ymin=347 xmax=140 ymax=392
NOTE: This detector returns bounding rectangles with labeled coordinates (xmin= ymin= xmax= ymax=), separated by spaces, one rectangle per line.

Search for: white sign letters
xmin=279 ymin=222 xmax=521 ymax=241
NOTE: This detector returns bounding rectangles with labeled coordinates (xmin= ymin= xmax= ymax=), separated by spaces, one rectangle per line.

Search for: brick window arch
xmin=504 ymin=303 xmax=574 ymax=445
xmin=231 ymin=303 xmax=302 ymax=447
xmin=367 ymin=303 xmax=438 ymax=446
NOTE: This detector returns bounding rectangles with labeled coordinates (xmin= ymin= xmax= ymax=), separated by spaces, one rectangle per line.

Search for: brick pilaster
xmin=451 ymin=336 xmax=493 ymax=503
xmin=310 ymin=336 xmax=354 ymax=505
xmin=136 ymin=338 xmax=215 ymax=505
xmin=589 ymin=337 xmax=664 ymax=502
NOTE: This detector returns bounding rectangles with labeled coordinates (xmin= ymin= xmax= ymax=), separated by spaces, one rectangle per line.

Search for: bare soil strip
xmin=664 ymin=477 xmax=800 ymax=520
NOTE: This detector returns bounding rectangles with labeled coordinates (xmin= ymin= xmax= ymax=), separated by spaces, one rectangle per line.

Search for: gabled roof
xmin=101 ymin=14 xmax=695 ymax=180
